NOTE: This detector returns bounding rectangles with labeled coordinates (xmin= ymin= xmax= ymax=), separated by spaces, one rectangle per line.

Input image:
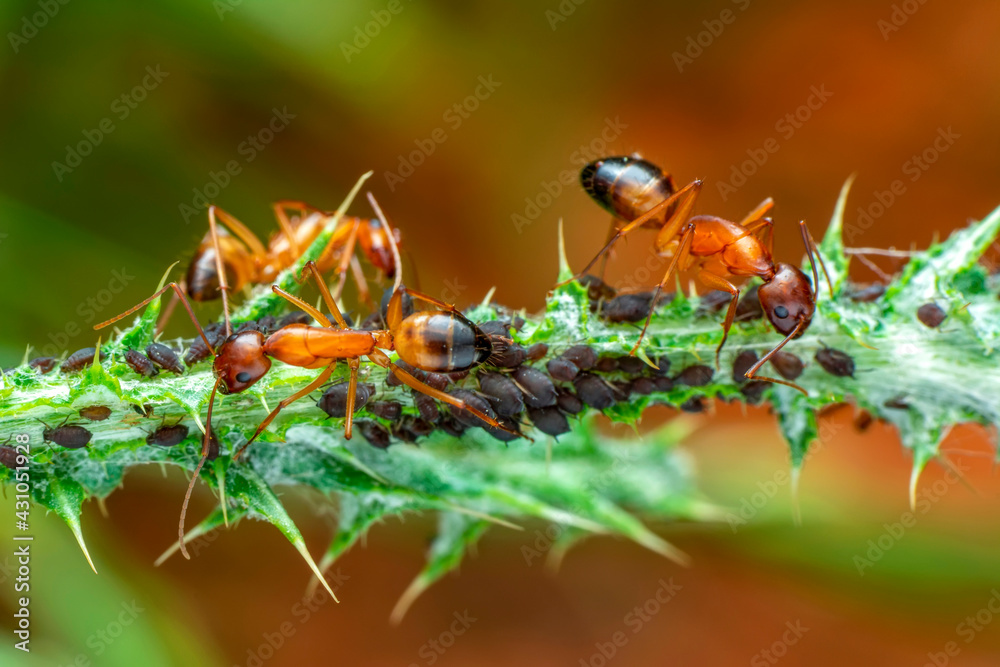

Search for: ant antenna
xmin=366 ymin=191 xmax=403 ymax=294
xmin=179 ymin=377 xmax=221 ymax=559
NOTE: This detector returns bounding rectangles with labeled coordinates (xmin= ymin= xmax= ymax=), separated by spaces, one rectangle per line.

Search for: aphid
xmin=769 ymin=351 xmax=804 ymax=381
xmin=696 ymin=290 xmax=732 ymax=316
xmin=438 ymin=416 xmax=467 ymax=438
xmin=146 ymin=422 xmax=190 ymax=447
xmin=478 ymin=372 xmax=525 ymax=417
xmin=610 ymin=380 xmax=632 ymax=400
xmin=675 ymin=365 xmax=714 ymax=387
xmin=573 ymin=373 xmax=615 ymax=409
xmin=577 ymin=274 xmax=618 ymax=303
xmin=561 ymin=345 xmax=597 ymax=371
xmin=884 ymin=396 xmax=909 ymax=410
xmin=595 ymin=356 xmax=619 ymax=373
xmin=132 ymin=403 xmax=154 ymax=417
xmin=601 ymin=292 xmax=660 ymax=324
xmin=917 ymin=302 xmax=946 ymax=328
xmin=317 ymin=382 xmax=375 ymax=418
xmin=525 ymin=343 xmax=549 ymax=362
xmin=854 ymin=411 xmax=874 ymax=432
xmin=566 ymin=156 xmax=830 ymax=394
xmin=740 ymin=381 xmax=769 ymax=404
xmin=556 ymin=390 xmax=584 ymax=414
xmin=616 ymin=356 xmax=645 ymax=376
xmin=630 ymin=377 xmax=656 ymax=395
xmin=367 ymin=400 xmax=402 ymax=421
xmin=511 ymin=366 xmax=558 ymax=408
xmin=731 ymin=350 xmax=758 ymax=385
xmin=489 ymin=341 xmax=526 ymax=368
xmin=124 ymin=350 xmax=158 ymax=378
xmin=412 ymin=391 xmax=440 ymax=423
xmin=815 ymin=346 xmax=855 ymax=378
xmin=146 ymin=342 xmax=184 ymax=374
xmin=735 ymin=285 xmax=764 ymax=321
xmin=28 ymin=357 xmax=56 ymax=374
xmin=79 ymin=405 xmax=112 ymax=422
xmin=394 ymin=416 xmax=434 ymax=441
xmin=846 ymin=283 xmax=885 ymax=303
xmin=40 ymin=421 xmax=92 ymax=448
xmin=649 ymin=355 xmax=671 ymax=376
xmin=680 ymin=397 xmax=706 ymax=413
xmin=278 ymin=310 xmax=313 ymax=328
xmin=477 ymin=320 xmax=511 ymax=338
xmin=184 ymin=323 xmax=224 ymax=365
xmin=528 ymin=406 xmax=570 ymax=437
xmin=546 ymin=357 xmax=579 ymax=382
xmin=652 ymin=376 xmax=674 ymax=392
xmin=356 ymin=419 xmax=391 ymax=449
xmin=61 ymin=347 xmax=103 ymax=373
xmin=447 ymin=389 xmax=497 ymax=428
xmin=0 ymin=446 xmax=20 ymax=471
xmin=484 ymin=417 xmax=523 ymax=442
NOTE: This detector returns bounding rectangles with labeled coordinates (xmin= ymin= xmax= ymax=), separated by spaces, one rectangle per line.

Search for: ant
xmin=162 ymin=176 xmax=402 ymax=331
xmin=95 ymin=197 xmax=517 ymax=559
xmin=561 ymin=155 xmax=829 ymax=394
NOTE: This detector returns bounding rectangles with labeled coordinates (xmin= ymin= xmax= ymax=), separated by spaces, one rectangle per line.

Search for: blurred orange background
xmin=1 ymin=0 xmax=1000 ymax=665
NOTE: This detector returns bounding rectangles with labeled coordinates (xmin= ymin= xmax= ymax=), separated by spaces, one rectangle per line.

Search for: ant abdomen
xmin=580 ymin=156 xmax=676 ymax=225
xmin=394 ymin=312 xmax=493 ymax=373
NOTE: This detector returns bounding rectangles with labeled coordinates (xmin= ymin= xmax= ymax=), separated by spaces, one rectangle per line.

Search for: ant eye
xmin=774 ymin=306 xmax=789 ymax=319
xmin=236 ymin=371 xmax=251 ymax=383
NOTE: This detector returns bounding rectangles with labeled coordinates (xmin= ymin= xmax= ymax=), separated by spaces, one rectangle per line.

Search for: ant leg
xmin=207 ymin=206 xmax=235 ymax=337
xmin=557 ymin=179 xmax=702 ymax=288
xmin=210 ymin=206 xmax=268 ymax=256
xmin=738 ymin=197 xmax=775 ymax=227
xmin=271 ymin=285 xmax=333 ymax=328
xmin=273 ymin=200 xmax=325 ymax=260
xmin=234 ymin=361 xmax=338 ymax=459
xmin=179 ymin=377 xmax=221 ymax=559
xmin=156 ymin=286 xmax=181 ymax=337
xmin=94 ymin=282 xmax=216 ymax=354
xmin=744 ymin=318 xmax=809 ymax=395
xmin=348 ymin=255 xmax=374 ymax=310
xmin=698 ymin=270 xmax=740 ymax=370
xmin=368 ymin=349 xmax=524 ymax=439
xmin=366 ymin=192 xmax=403 ymax=293
xmin=630 ymin=225 xmax=695 ymax=356
xmin=344 ymin=357 xmax=360 ymax=440
xmin=297 ymin=261 xmax=350 ymax=329
xmin=799 ymin=221 xmax=833 ymax=296
xmin=597 ymin=216 xmax=619 ymax=281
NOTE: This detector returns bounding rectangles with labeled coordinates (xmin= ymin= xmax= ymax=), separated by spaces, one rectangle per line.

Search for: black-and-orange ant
xmin=163 ymin=175 xmax=403 ymax=331
xmin=95 ymin=198 xmax=518 ymax=561
xmin=561 ymin=155 xmax=830 ymax=394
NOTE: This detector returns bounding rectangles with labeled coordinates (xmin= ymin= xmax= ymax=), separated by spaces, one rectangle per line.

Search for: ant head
xmin=758 ymin=263 xmax=815 ymax=336
xmin=361 ymin=218 xmax=400 ymax=278
xmin=213 ymin=330 xmax=272 ymax=394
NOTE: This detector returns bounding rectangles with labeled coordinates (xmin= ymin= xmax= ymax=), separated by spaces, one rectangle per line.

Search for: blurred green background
xmin=2 ymin=0 xmax=1000 ymax=665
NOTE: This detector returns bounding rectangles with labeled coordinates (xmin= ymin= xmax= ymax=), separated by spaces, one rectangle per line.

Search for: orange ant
xmin=561 ymin=156 xmax=830 ymax=394
xmin=95 ymin=199 xmax=517 ymax=559
xmin=164 ymin=179 xmax=402 ymax=331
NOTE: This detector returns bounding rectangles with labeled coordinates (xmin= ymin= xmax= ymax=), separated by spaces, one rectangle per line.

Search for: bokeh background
xmin=2 ymin=0 xmax=1000 ymax=665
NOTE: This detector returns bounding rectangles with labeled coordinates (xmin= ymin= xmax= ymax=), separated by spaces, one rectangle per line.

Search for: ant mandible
xmin=96 ymin=194 xmax=518 ymax=559
xmin=560 ymin=156 xmax=830 ymax=394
